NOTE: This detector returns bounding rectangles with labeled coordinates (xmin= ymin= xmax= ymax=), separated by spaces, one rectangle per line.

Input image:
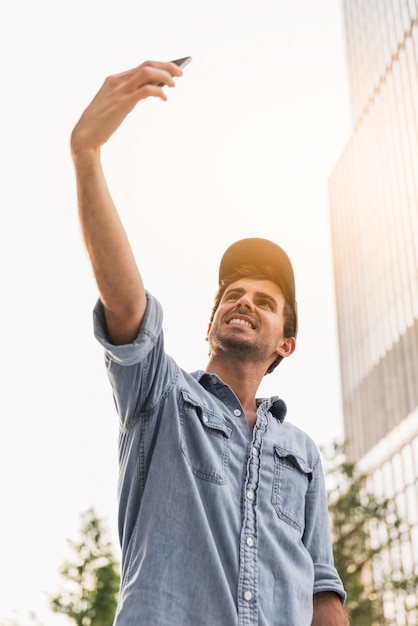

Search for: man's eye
xmin=258 ymin=300 xmax=273 ymax=309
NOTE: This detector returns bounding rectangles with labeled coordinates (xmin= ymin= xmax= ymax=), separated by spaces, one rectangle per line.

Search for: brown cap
xmin=219 ymin=238 xmax=297 ymax=331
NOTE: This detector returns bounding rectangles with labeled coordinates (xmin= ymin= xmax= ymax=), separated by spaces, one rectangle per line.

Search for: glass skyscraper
xmin=328 ymin=0 xmax=418 ymax=622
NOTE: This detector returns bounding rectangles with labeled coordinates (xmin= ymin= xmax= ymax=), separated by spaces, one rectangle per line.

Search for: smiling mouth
xmin=227 ymin=318 xmax=254 ymax=329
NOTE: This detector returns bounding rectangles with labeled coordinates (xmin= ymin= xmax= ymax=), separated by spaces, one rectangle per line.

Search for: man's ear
xmin=275 ymin=337 xmax=296 ymax=359
xmin=206 ymin=322 xmax=212 ymax=340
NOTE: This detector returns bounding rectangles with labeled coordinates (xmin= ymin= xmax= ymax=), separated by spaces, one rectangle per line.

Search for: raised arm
xmin=70 ymin=60 xmax=184 ymax=345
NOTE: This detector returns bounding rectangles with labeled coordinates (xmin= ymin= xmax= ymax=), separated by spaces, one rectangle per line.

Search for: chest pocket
xmin=272 ymin=445 xmax=313 ymax=533
xmin=179 ymin=390 xmax=232 ymax=484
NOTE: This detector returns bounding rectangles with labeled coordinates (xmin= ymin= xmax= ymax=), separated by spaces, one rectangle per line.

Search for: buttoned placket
xmin=237 ymin=408 xmax=268 ymax=625
xmin=202 ymin=374 xmax=271 ymax=625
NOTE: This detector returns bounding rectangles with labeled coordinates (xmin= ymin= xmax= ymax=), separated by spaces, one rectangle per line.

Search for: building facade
xmin=328 ymin=0 xmax=418 ymax=623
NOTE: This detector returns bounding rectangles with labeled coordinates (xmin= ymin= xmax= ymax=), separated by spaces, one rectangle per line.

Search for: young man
xmin=71 ymin=59 xmax=348 ymax=625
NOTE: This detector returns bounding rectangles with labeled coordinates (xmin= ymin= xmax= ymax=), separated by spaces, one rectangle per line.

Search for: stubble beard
xmin=208 ymin=328 xmax=271 ymax=365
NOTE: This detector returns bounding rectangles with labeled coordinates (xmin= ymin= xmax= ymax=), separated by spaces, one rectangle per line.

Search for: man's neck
xmin=205 ymin=356 xmax=265 ymax=431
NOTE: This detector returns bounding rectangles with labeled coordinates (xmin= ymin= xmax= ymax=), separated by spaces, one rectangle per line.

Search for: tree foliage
xmin=323 ymin=442 xmax=418 ymax=626
xmin=50 ymin=507 xmax=120 ymax=626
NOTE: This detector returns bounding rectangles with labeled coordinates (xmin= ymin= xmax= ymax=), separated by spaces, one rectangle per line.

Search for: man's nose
xmin=236 ymin=295 xmax=254 ymax=311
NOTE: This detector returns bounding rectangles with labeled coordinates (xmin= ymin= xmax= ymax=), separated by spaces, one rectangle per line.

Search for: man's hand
xmin=312 ymin=592 xmax=349 ymax=625
xmin=71 ymin=60 xmax=184 ymax=155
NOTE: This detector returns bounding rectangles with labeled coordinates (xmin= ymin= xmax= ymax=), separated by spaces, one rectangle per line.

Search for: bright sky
xmin=0 ymin=0 xmax=351 ymax=623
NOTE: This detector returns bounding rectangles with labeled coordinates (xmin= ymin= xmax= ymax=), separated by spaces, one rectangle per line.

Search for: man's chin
xmin=212 ymin=335 xmax=258 ymax=358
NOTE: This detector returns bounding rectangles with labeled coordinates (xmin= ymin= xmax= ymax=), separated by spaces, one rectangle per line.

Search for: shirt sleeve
xmin=92 ymin=292 xmax=177 ymax=428
xmin=304 ymin=455 xmax=347 ymax=604
xmin=93 ymin=292 xmax=164 ymax=366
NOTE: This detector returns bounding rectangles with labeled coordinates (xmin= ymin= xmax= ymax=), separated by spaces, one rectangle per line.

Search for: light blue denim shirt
xmin=93 ymin=293 xmax=346 ymax=626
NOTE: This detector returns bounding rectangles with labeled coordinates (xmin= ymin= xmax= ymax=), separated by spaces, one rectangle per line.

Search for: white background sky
xmin=0 ymin=0 xmax=351 ymax=623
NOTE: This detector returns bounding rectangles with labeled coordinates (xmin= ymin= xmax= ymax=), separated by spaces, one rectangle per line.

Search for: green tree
xmin=323 ymin=442 xmax=418 ymax=626
xmin=50 ymin=507 xmax=120 ymax=626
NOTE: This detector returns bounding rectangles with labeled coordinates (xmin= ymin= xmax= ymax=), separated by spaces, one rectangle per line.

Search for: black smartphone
xmin=171 ymin=56 xmax=192 ymax=69
xmin=155 ymin=56 xmax=192 ymax=86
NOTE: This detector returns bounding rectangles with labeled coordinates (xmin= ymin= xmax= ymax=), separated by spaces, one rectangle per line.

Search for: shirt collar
xmin=193 ymin=371 xmax=287 ymax=423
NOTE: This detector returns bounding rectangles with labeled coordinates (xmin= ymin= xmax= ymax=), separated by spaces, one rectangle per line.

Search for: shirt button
xmin=252 ymin=447 xmax=258 ymax=456
xmin=202 ymin=415 xmax=209 ymax=424
xmin=246 ymin=490 xmax=254 ymax=501
xmin=246 ymin=536 xmax=254 ymax=547
xmin=244 ymin=590 xmax=253 ymax=602
xmin=234 ymin=409 xmax=242 ymax=416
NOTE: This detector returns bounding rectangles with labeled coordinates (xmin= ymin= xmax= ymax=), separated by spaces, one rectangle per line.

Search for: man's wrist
xmin=312 ymin=592 xmax=349 ymax=625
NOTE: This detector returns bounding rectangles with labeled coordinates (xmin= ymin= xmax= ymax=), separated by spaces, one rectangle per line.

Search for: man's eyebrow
xmin=224 ymin=287 xmax=245 ymax=297
xmin=254 ymin=291 xmax=278 ymax=307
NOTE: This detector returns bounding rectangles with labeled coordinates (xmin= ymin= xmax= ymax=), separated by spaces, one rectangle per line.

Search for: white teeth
xmin=229 ymin=318 xmax=252 ymax=328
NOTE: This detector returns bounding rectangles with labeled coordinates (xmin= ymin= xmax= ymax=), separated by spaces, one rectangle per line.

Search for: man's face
xmin=207 ymin=278 xmax=295 ymax=366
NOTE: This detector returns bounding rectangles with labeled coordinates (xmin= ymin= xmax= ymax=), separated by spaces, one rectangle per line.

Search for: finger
xmin=133 ymin=83 xmax=169 ymax=102
xmin=142 ymin=59 xmax=184 ymax=77
xmin=118 ymin=64 xmax=183 ymax=105
xmin=138 ymin=66 xmax=183 ymax=92
xmin=113 ymin=60 xmax=183 ymax=91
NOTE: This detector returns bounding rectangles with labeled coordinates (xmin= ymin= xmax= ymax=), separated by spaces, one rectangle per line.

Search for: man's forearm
xmin=71 ymin=145 xmax=146 ymax=344
xmin=312 ymin=592 xmax=349 ymax=626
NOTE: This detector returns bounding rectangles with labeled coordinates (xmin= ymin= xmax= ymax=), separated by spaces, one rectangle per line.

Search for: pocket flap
xmin=180 ymin=389 xmax=232 ymax=438
xmin=274 ymin=445 xmax=313 ymax=481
